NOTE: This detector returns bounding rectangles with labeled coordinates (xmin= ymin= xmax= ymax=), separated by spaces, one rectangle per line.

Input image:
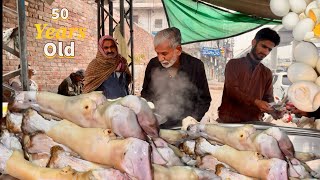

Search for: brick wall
xmin=3 ymin=0 xmax=98 ymax=92
xmin=3 ymin=0 xmax=156 ymax=93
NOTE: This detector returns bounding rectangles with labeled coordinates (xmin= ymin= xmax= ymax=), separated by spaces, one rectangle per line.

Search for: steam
xmin=150 ymin=69 xmax=197 ymax=124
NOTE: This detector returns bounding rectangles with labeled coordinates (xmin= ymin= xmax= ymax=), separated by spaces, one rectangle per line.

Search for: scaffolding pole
xmin=128 ymin=0 xmax=134 ymax=93
xmin=101 ymin=0 xmax=105 ymax=37
xmin=97 ymin=0 xmax=101 ymax=39
xmin=17 ymin=0 xmax=29 ymax=91
xmin=119 ymin=0 xmax=125 ymax=36
xmin=109 ymin=0 xmax=113 ymax=36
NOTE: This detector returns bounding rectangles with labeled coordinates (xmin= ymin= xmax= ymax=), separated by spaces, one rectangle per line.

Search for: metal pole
xmin=16 ymin=0 xmax=29 ymax=91
xmin=97 ymin=0 xmax=101 ymax=39
xmin=129 ymin=0 xmax=134 ymax=94
xmin=120 ymin=0 xmax=125 ymax=36
xmin=101 ymin=0 xmax=105 ymax=36
xmin=109 ymin=0 xmax=113 ymax=36
xmin=270 ymin=47 xmax=278 ymax=71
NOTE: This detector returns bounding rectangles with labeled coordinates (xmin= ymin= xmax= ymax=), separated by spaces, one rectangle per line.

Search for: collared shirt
xmin=141 ymin=53 xmax=212 ymax=128
xmin=247 ymin=54 xmax=260 ymax=72
xmin=218 ymin=54 xmax=274 ymax=123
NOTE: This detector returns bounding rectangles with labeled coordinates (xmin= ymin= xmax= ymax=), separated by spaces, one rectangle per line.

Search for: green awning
xmin=162 ymin=0 xmax=281 ymax=44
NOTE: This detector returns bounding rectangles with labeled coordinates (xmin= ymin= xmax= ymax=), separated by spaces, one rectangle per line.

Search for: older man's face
xmin=102 ymin=40 xmax=118 ymax=58
xmin=155 ymin=40 xmax=182 ymax=68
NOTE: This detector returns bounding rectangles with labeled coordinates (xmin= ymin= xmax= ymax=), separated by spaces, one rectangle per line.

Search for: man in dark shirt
xmin=218 ymin=28 xmax=281 ymax=123
xmin=58 ymin=69 xmax=85 ymax=96
xmin=141 ymin=27 xmax=212 ymax=129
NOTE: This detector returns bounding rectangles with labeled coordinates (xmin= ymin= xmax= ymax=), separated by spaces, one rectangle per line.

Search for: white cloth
xmin=9 ymin=76 xmax=38 ymax=91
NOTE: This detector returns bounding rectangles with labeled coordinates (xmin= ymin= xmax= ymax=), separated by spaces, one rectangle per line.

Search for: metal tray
xmin=220 ymin=123 xmax=320 ymax=155
xmin=170 ymin=122 xmax=320 ymax=155
xmin=221 ymin=122 xmax=320 ymax=137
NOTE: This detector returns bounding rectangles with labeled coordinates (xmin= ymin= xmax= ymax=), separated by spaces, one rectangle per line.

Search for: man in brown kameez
xmin=218 ymin=28 xmax=281 ymax=123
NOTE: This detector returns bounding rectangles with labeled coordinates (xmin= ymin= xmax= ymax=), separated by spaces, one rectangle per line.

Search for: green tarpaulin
xmin=162 ymin=0 xmax=281 ymax=44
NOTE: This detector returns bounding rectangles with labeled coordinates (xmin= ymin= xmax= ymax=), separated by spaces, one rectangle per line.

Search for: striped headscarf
xmin=83 ymin=35 xmax=131 ymax=93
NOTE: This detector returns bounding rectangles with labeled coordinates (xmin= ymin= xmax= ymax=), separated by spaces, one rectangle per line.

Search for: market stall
xmin=1 ymin=91 xmax=320 ymax=179
xmin=1 ymin=0 xmax=320 ymax=179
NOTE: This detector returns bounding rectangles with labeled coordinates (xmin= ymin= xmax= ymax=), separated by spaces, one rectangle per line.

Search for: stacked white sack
xmin=270 ymin=0 xmax=320 ymax=112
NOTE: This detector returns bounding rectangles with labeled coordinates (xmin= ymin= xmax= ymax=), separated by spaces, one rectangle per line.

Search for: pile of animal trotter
xmin=0 ymin=91 xmax=319 ymax=179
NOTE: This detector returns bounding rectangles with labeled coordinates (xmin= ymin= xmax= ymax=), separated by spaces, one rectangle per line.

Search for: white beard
xmin=161 ymin=60 xmax=176 ymax=68
xmin=160 ymin=53 xmax=177 ymax=68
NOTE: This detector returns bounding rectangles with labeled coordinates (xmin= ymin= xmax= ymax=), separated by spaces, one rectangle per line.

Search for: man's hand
xmin=254 ymin=99 xmax=272 ymax=112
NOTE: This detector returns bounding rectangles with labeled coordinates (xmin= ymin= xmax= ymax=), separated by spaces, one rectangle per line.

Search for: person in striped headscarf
xmin=83 ymin=35 xmax=132 ymax=99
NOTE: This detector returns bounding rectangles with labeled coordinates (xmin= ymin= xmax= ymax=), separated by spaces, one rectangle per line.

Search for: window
xmin=133 ymin=15 xmax=139 ymax=23
xmin=282 ymin=75 xmax=292 ymax=85
xmin=154 ymin=19 xmax=162 ymax=28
